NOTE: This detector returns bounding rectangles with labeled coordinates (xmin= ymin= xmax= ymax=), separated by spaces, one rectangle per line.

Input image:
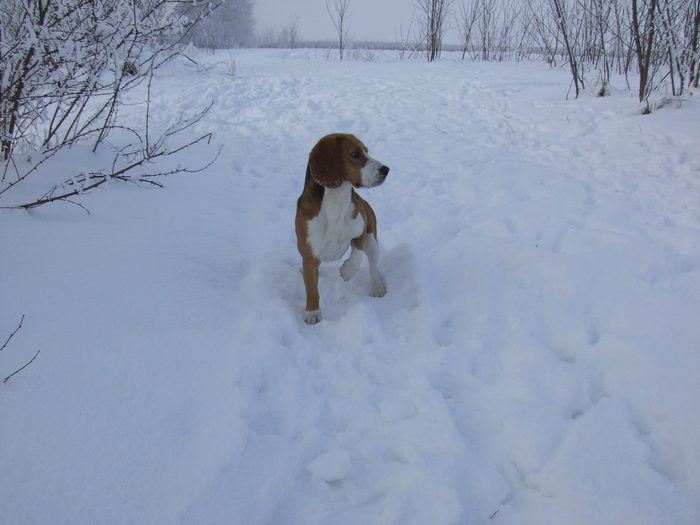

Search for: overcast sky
xmin=254 ymin=0 xmax=422 ymax=43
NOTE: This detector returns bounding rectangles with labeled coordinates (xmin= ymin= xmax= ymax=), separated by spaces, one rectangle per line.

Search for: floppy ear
xmin=309 ymin=135 xmax=345 ymax=189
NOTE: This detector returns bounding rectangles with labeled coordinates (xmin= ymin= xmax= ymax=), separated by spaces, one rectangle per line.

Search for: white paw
xmin=340 ymin=259 xmax=360 ymax=281
xmin=370 ymin=281 xmax=387 ymax=298
xmin=304 ymin=309 xmax=322 ymax=324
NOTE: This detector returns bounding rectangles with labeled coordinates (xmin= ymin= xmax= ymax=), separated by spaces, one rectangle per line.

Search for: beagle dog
xmin=295 ymin=133 xmax=390 ymax=324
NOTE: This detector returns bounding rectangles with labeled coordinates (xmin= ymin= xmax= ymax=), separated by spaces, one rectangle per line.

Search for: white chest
xmin=307 ymin=182 xmax=365 ymax=262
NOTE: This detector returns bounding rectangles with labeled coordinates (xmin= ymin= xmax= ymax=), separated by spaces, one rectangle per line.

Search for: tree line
xmin=422 ymin=0 xmax=699 ymax=103
xmin=261 ymin=0 xmax=697 ymax=105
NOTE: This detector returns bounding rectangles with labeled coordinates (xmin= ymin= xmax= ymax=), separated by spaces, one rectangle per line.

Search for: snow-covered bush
xmin=0 ymin=0 xmax=222 ymax=208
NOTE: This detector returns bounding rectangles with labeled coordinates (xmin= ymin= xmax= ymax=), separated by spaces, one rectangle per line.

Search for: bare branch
xmin=3 ymin=129 xmax=218 ymax=210
xmin=4 ymin=350 xmax=40 ymax=384
xmin=1 ymin=315 xmax=40 ymax=384
xmin=0 ymin=315 xmax=25 ymax=354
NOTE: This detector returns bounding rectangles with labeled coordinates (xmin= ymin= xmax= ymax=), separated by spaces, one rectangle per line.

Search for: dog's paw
xmin=340 ymin=259 xmax=360 ymax=281
xmin=340 ymin=250 xmax=362 ymax=281
xmin=370 ymin=281 xmax=387 ymax=298
xmin=304 ymin=309 xmax=322 ymax=325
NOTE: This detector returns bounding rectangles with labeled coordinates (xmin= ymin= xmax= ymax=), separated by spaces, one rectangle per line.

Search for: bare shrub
xmin=0 ymin=0 xmax=220 ymax=208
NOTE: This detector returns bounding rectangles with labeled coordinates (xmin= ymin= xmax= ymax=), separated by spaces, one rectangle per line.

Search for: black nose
xmin=379 ymin=165 xmax=389 ymax=176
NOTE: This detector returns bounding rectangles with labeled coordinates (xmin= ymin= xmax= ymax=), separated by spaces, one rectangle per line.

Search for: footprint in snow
xmin=307 ymin=449 xmax=352 ymax=483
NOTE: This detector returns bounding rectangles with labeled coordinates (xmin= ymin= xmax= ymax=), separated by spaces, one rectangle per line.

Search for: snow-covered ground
xmin=2 ymin=49 xmax=700 ymax=525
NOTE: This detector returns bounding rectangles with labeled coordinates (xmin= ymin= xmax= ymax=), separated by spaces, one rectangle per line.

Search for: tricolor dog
xmin=295 ymin=133 xmax=390 ymax=324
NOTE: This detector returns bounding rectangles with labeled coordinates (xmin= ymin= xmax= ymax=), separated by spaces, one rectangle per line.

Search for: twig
xmin=2 ymin=315 xmax=40 ymax=384
xmin=64 ymin=199 xmax=92 ymax=214
xmin=4 ymin=350 xmax=41 ymax=383
xmin=145 ymin=67 xmax=154 ymax=155
xmin=0 ymin=314 xmax=25 ymax=353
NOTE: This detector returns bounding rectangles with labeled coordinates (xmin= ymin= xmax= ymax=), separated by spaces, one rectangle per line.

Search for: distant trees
xmin=289 ymin=13 xmax=301 ymax=49
xmin=455 ymin=0 xmax=533 ymax=62
xmin=314 ymin=0 xmax=697 ymax=103
xmin=257 ymin=14 xmax=301 ymax=49
xmin=183 ymin=0 xmax=256 ymax=49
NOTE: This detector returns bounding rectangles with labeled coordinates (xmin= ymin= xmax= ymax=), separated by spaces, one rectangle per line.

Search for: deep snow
xmin=2 ymin=49 xmax=700 ymax=525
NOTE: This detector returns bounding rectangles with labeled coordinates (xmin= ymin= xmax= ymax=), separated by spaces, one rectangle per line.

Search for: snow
xmin=307 ymin=449 xmax=353 ymax=482
xmin=2 ymin=49 xmax=700 ymax=525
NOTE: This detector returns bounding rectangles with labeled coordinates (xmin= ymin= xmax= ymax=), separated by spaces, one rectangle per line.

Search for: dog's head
xmin=309 ymin=133 xmax=389 ymax=189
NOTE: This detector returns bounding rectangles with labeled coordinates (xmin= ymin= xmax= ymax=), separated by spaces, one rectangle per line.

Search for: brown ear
xmin=309 ymin=135 xmax=345 ymax=189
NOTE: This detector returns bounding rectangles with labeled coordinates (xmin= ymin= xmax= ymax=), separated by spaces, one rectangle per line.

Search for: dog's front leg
xmin=340 ymin=235 xmax=365 ymax=281
xmin=364 ymin=234 xmax=386 ymax=298
xmin=301 ymin=256 xmax=322 ymax=324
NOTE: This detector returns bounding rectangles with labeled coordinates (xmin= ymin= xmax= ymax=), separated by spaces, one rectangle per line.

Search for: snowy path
xmin=2 ymin=50 xmax=700 ymax=524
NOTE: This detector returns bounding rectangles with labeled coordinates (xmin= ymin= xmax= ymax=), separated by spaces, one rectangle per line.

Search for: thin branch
xmin=1 ymin=314 xmax=40 ymax=384
xmin=2 ymin=132 xmax=218 ymax=210
xmin=145 ymin=67 xmax=154 ymax=155
xmin=4 ymin=350 xmax=41 ymax=383
xmin=0 ymin=315 xmax=25 ymax=354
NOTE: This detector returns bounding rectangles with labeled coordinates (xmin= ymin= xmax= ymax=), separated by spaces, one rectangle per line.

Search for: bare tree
xmin=690 ymin=0 xmax=700 ymax=87
xmin=456 ymin=0 xmax=480 ymax=59
xmin=476 ymin=0 xmax=497 ymax=60
xmin=414 ymin=0 xmax=454 ymax=61
xmin=658 ymin=0 xmax=683 ymax=95
xmin=549 ymin=0 xmax=586 ymax=97
xmin=631 ymin=0 xmax=659 ymax=104
xmin=289 ymin=13 xmax=301 ymax=49
xmin=326 ymin=0 xmax=352 ymax=60
xmin=580 ymin=0 xmax=614 ymax=94
xmin=496 ymin=0 xmax=523 ymax=61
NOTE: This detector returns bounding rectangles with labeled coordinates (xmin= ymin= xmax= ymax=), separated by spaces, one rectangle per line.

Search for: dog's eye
xmin=350 ymin=151 xmax=361 ymax=159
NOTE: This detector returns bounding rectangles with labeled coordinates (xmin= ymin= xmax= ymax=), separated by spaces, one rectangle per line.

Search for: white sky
xmin=254 ymin=0 xmax=420 ymax=43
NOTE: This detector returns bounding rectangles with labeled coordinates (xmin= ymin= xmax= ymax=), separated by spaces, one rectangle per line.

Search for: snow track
xmin=2 ymin=49 xmax=700 ymax=525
